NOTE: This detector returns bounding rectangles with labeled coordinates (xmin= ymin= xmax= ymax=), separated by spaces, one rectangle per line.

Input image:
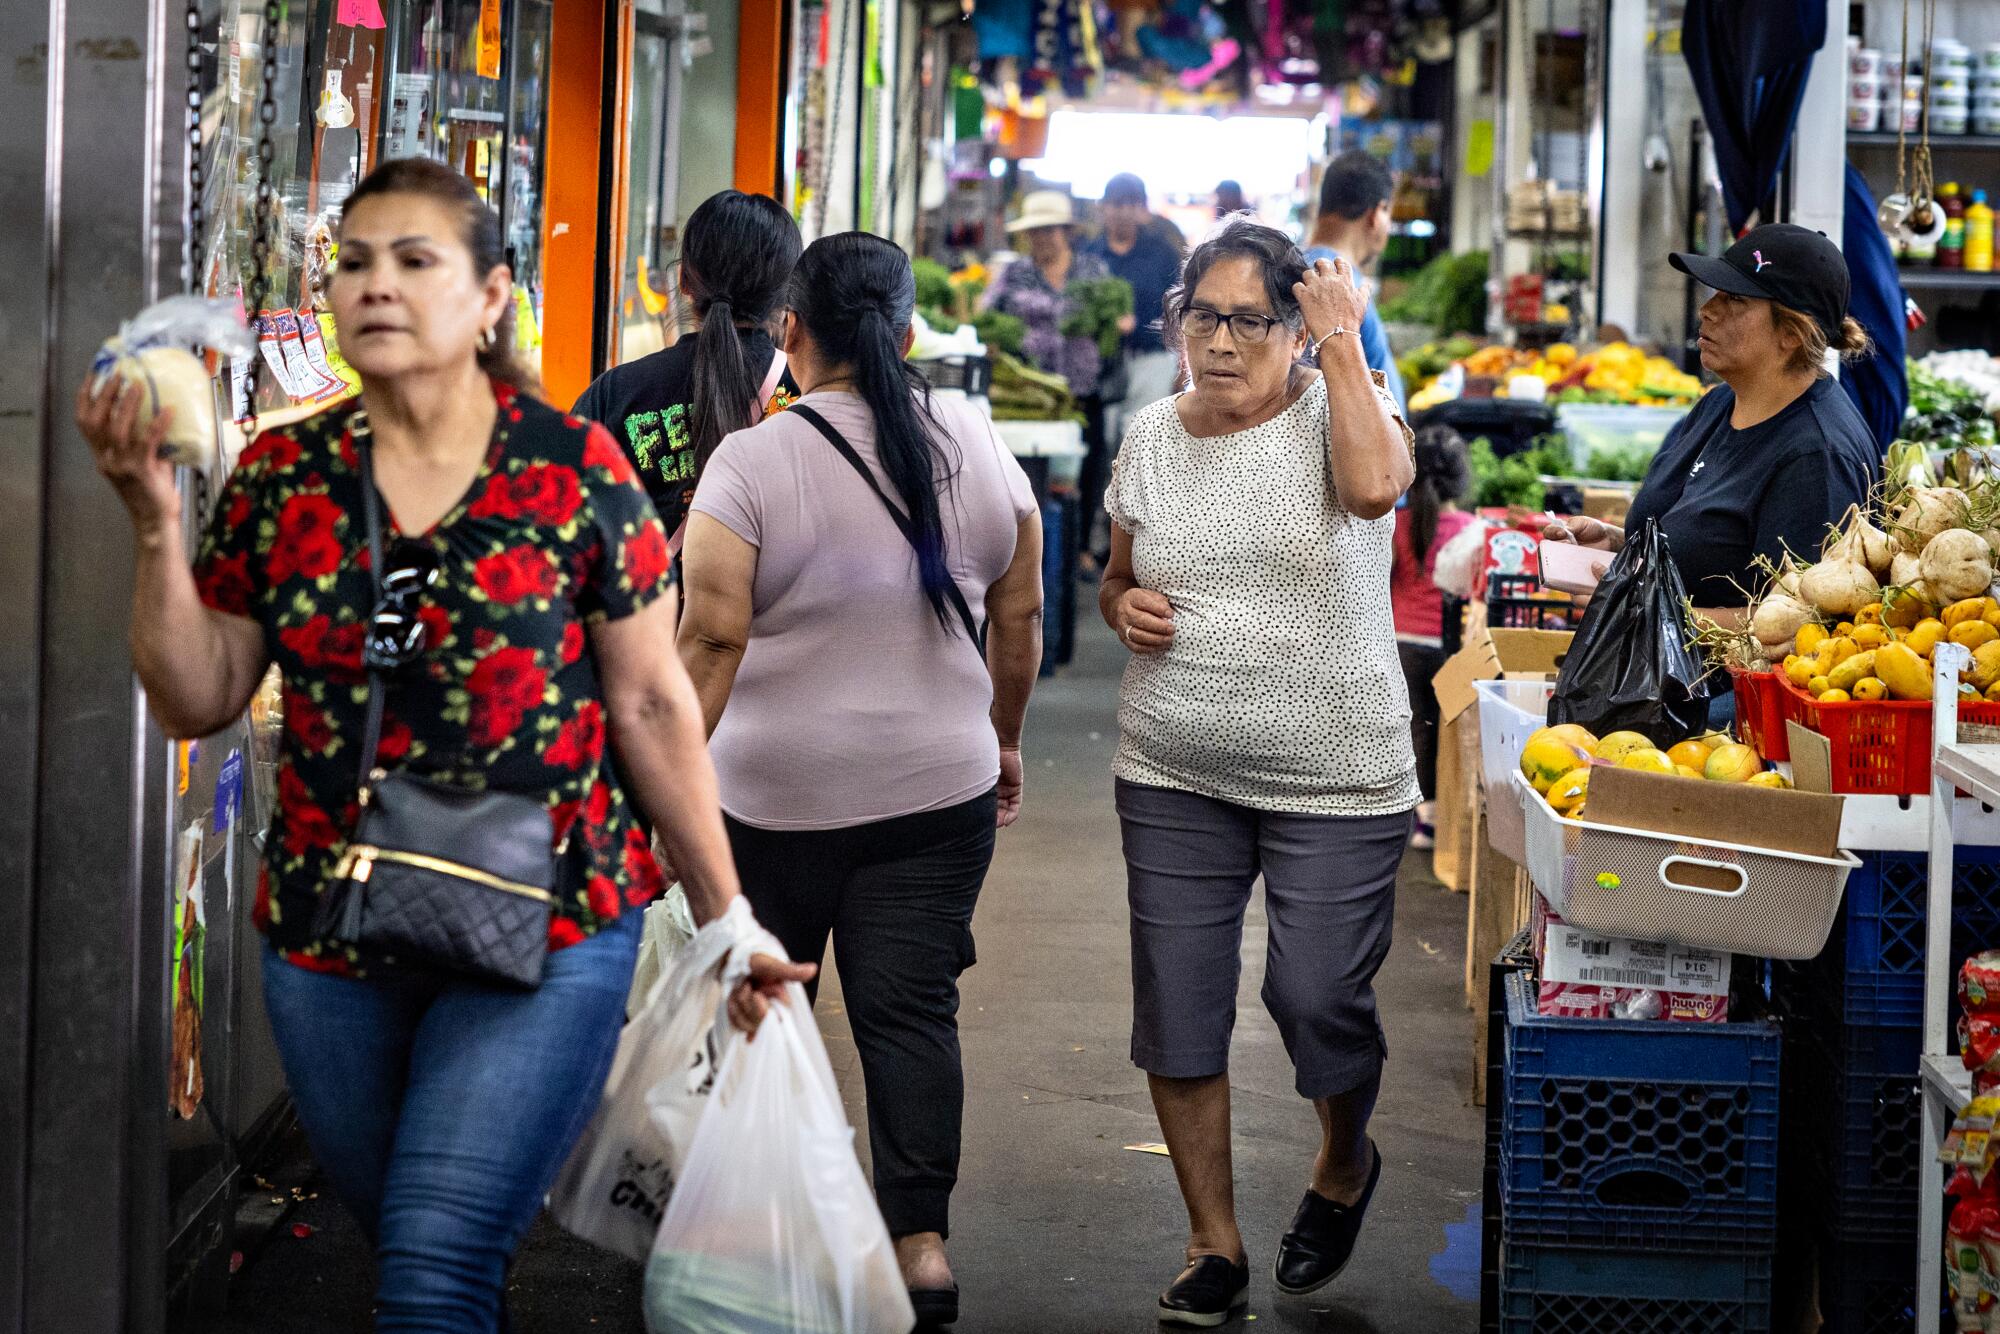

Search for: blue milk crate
xmin=1500 ymin=972 xmax=1780 ymax=1251
xmin=1779 ymin=1006 xmax=1922 ymax=1242
xmin=1775 ymin=847 xmax=2000 ymax=1030
xmin=1500 ymin=1242 xmax=1772 ymax=1334
xmin=1811 ymin=1229 xmax=1934 ymax=1334
xmin=1483 ymin=931 xmax=1535 ymax=1334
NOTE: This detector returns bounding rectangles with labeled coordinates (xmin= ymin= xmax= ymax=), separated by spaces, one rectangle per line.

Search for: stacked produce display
xmin=1403 ymin=338 xmax=1703 ymax=412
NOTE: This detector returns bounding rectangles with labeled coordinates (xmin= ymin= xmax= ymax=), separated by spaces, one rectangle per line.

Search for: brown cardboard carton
xmin=1431 ymin=622 xmax=1574 ymax=725
xmin=1582 ymin=764 xmax=1845 ymax=860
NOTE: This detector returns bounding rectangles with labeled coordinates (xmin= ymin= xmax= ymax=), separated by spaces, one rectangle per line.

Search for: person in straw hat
xmin=985 ymin=189 xmax=1132 ymax=571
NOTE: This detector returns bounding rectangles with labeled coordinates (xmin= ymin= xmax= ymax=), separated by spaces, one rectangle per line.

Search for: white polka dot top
xmin=1104 ymin=372 xmax=1421 ymax=816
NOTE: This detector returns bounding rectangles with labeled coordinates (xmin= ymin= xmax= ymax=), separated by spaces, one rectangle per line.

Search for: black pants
xmin=725 ymin=790 xmax=998 ymax=1239
xmin=1398 ymin=641 xmax=1448 ymax=802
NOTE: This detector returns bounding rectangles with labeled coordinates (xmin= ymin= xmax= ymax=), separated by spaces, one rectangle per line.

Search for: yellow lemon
xmin=1705 ymin=743 xmax=1763 ymax=783
xmin=1807 ymin=675 xmax=1832 ymax=695
xmin=1521 ymin=737 xmax=1588 ymax=792
xmin=1818 ymin=688 xmax=1851 ymax=702
xmin=1618 ymin=748 xmax=1678 ymax=775
xmin=1853 ymin=677 xmax=1889 ymax=701
xmin=1527 ymin=724 xmax=1599 ymax=758
xmin=1745 ymin=770 xmax=1791 ymax=789
xmin=1546 ymin=768 xmax=1591 ymax=813
xmin=1850 ymin=623 xmax=1890 ymax=650
xmin=1666 ymin=739 xmax=1714 ymax=770
xmin=1595 ymin=731 xmax=1658 ymax=763
xmin=1952 ymin=621 xmax=2000 ymax=651
xmin=1796 ymin=623 xmax=1831 ymax=654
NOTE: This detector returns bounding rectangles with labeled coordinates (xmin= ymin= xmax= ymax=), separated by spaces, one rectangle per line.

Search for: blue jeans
xmin=261 ymin=913 xmax=641 ymax=1333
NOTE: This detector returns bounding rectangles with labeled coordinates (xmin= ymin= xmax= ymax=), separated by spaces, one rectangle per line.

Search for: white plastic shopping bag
xmin=626 ymin=883 xmax=700 ymax=1020
xmin=644 ymin=990 xmax=915 ymax=1334
xmin=548 ymin=897 xmax=773 ymax=1262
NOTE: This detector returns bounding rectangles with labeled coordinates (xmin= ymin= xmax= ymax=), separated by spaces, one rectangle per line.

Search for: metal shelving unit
xmin=1895 ymin=268 xmax=2000 ymax=291
xmin=1921 ymin=643 xmax=1995 ymax=1324
xmin=1851 ymin=130 xmax=2000 ymax=151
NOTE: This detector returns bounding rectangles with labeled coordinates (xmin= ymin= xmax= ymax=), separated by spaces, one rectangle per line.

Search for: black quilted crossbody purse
xmin=314 ymin=419 xmax=586 ymax=988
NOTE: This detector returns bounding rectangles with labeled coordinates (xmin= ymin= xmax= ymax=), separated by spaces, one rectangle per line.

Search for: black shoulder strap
xmin=789 ymin=403 xmax=985 ymax=652
xmin=354 ymin=416 xmax=388 ymax=792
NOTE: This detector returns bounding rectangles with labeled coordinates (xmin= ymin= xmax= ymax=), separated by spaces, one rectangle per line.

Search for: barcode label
xmin=1577 ymin=966 xmax=1668 ymax=987
xmin=1579 ymin=939 xmax=1612 ymax=957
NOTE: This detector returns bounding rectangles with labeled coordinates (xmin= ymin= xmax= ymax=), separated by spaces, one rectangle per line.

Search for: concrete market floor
xmin=190 ymin=611 xmax=1484 ymax=1333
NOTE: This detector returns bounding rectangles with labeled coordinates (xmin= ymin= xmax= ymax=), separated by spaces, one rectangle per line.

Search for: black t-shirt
xmin=1083 ymin=230 xmax=1183 ymax=354
xmin=570 ymin=328 xmax=799 ymax=534
xmin=1622 ymin=377 xmax=1879 ymax=606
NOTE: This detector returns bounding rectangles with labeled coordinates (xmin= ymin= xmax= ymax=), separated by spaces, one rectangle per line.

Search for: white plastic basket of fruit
xmin=1512 ymin=725 xmax=1859 ymax=959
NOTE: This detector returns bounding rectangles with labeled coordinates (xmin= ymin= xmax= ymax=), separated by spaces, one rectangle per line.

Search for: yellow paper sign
xmin=1466 ymin=120 xmax=1495 ymax=178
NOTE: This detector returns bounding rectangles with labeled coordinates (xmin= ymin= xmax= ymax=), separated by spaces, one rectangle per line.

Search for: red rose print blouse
xmin=193 ymin=381 xmax=674 ymax=976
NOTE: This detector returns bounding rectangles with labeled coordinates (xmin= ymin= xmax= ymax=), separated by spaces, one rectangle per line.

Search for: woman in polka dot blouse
xmin=1097 ymin=217 xmax=1419 ymax=1326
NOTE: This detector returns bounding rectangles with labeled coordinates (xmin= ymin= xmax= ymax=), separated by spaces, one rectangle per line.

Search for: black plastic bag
xmin=1547 ymin=521 xmax=1715 ymax=745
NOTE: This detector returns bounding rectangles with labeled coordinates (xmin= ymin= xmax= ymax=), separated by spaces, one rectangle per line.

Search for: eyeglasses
xmin=1182 ymin=306 xmax=1283 ymax=345
xmin=364 ymin=539 xmax=442 ymax=673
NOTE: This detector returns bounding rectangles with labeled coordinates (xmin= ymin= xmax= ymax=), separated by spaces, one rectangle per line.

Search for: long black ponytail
xmin=1409 ymin=424 xmax=1471 ymax=563
xmin=789 ymin=232 xmax=962 ymax=634
xmin=681 ymin=191 xmax=803 ymax=473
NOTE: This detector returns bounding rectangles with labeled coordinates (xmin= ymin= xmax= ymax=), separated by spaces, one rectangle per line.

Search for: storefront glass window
xmin=195 ymin=0 xmax=555 ymax=421
xmin=615 ymin=9 xmax=684 ymax=365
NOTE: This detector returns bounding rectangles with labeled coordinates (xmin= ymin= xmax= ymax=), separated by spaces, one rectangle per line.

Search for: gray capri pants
xmin=1116 ymin=778 xmax=1410 ymax=1100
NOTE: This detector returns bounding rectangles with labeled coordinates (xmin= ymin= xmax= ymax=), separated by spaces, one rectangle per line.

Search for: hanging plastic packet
xmin=1965 ymin=953 xmax=2000 ymax=1097
xmin=89 ymin=296 xmax=255 ymax=473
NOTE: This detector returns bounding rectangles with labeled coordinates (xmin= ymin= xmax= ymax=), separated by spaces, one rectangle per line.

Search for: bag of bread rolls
xmin=89 ymin=296 xmax=254 ymax=473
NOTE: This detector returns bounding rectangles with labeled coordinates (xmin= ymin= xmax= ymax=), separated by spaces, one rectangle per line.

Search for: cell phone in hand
xmin=1538 ymin=538 xmax=1606 ymax=596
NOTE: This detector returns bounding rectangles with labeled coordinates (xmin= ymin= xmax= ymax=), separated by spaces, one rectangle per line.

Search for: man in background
xmin=1304 ymin=150 xmax=1407 ymax=411
xmin=1214 ymin=179 xmax=1247 ymax=218
xmin=1081 ymin=173 xmax=1184 ymax=567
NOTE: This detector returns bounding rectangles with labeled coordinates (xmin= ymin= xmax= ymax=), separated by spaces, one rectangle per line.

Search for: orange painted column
xmin=735 ymin=0 xmax=786 ymax=197
xmin=540 ymin=0 xmax=613 ymax=407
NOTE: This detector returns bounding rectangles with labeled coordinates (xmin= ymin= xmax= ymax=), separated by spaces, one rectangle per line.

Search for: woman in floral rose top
xmin=76 ymin=159 xmax=808 ymax=1332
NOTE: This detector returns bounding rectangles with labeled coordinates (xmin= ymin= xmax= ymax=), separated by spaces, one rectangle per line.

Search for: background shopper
xmin=75 ymin=158 xmax=806 ymax=1333
xmin=572 ymin=190 xmax=802 ymax=548
xmin=986 ymin=190 xmax=1123 ymax=569
xmin=676 ymin=231 xmax=1044 ymax=1329
xmin=1304 ymin=149 xmax=1408 ymax=410
xmin=1099 ymin=219 xmax=1416 ymax=1326
xmin=1392 ymin=426 xmax=1474 ymax=849
xmin=1087 ymin=173 xmax=1186 ymax=563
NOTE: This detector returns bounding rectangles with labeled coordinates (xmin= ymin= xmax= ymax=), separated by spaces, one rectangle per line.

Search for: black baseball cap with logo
xmin=1668 ymin=223 xmax=1851 ymax=339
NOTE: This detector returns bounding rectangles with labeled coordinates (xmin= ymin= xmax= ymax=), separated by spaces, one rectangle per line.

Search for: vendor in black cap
xmin=1546 ymin=222 xmax=1879 ymax=628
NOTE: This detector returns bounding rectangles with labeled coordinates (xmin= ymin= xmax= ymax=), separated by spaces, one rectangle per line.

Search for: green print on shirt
xmin=623 ymin=404 xmax=695 ymax=484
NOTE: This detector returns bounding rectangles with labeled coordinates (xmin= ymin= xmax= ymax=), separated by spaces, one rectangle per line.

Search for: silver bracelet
xmin=1310 ymin=327 xmax=1351 ymax=357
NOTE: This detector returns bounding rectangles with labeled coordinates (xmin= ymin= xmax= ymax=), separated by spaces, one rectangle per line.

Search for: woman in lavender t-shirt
xmin=677 ymin=232 xmax=1045 ymax=1327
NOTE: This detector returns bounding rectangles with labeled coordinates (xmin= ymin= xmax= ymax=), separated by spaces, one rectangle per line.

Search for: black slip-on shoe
xmin=909 ymin=1284 xmax=959 ymax=1327
xmin=1273 ymin=1143 xmax=1383 ymax=1296
xmin=1157 ymin=1254 xmax=1249 ymax=1328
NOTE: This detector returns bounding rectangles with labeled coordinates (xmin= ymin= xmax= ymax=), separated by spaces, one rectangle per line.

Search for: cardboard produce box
xmin=1530 ymin=893 xmax=1730 ymax=1022
xmin=1432 ymin=623 xmax=1572 ymax=728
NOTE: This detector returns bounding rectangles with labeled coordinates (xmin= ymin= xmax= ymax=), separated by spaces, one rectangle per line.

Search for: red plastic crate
xmin=1730 ymin=668 xmax=1791 ymax=762
xmin=1773 ymin=674 xmax=2000 ymax=794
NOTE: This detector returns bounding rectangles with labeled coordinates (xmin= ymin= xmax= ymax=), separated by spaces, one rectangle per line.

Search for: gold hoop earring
xmin=478 ymin=326 xmax=496 ymax=352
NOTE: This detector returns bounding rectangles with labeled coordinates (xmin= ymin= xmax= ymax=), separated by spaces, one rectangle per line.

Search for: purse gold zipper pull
xmin=335 ymin=845 xmax=377 ymax=883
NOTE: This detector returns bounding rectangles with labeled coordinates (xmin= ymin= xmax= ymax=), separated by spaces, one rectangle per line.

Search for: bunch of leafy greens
xmin=1059 ymin=276 xmax=1136 ymax=360
xmin=972 ymin=310 xmax=1027 ymax=360
xmin=1905 ymin=358 xmax=1998 ymax=447
xmin=1466 ymin=433 xmax=1572 ymax=509
xmin=1581 ymin=440 xmax=1655 ymax=482
xmin=912 ymin=258 xmax=955 ymax=318
xmin=1379 ymin=250 xmax=1490 ymax=337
